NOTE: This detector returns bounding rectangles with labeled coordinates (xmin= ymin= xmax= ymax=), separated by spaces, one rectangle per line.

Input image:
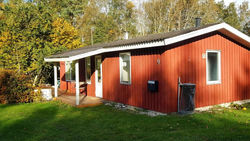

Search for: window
xmin=119 ymin=52 xmax=131 ymax=84
xmin=65 ymin=61 xmax=75 ymax=81
xmin=95 ymin=56 xmax=102 ymax=83
xmin=206 ymin=50 xmax=221 ymax=85
xmin=85 ymin=57 xmax=91 ymax=84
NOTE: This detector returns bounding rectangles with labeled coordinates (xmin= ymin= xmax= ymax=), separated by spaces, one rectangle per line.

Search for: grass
xmin=0 ymin=101 xmax=249 ymax=141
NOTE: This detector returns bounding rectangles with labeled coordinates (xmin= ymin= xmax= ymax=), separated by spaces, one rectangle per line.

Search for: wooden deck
xmin=52 ymin=88 xmax=103 ymax=108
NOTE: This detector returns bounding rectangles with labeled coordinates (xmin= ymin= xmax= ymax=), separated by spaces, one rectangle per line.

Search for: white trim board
xmin=44 ymin=23 xmax=250 ymax=62
xmin=206 ymin=50 xmax=221 ymax=85
xmin=164 ymin=23 xmax=250 ymax=46
xmin=95 ymin=55 xmax=103 ymax=98
xmin=119 ymin=52 xmax=132 ymax=85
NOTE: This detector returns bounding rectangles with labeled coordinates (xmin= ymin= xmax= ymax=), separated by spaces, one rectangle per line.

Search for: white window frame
xmin=119 ymin=52 xmax=131 ymax=85
xmin=65 ymin=61 xmax=75 ymax=81
xmin=85 ymin=57 xmax=91 ymax=84
xmin=206 ymin=50 xmax=221 ymax=85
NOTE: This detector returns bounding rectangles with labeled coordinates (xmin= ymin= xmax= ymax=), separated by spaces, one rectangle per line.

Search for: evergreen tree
xmin=222 ymin=3 xmax=241 ymax=30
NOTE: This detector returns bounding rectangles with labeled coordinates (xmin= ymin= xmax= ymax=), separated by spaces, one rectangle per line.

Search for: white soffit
xmin=44 ymin=23 xmax=250 ymax=62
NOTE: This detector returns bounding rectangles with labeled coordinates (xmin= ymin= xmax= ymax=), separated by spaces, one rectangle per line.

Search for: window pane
xmin=120 ymin=53 xmax=131 ymax=83
xmin=95 ymin=57 xmax=101 ymax=82
xmin=71 ymin=61 xmax=76 ymax=81
xmin=65 ymin=61 xmax=71 ymax=80
xmin=208 ymin=52 xmax=218 ymax=81
xmin=85 ymin=57 xmax=91 ymax=83
xmin=65 ymin=61 xmax=75 ymax=81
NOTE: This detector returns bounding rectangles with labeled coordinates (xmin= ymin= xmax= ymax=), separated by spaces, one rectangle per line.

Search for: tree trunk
xmin=33 ymin=67 xmax=43 ymax=86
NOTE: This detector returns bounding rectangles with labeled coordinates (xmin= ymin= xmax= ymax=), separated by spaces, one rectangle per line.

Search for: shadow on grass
xmin=0 ymin=103 xmax=59 ymax=141
xmin=0 ymin=102 xmax=249 ymax=141
xmin=0 ymin=103 xmax=20 ymax=109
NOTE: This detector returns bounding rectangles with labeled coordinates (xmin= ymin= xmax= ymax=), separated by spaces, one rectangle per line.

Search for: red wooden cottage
xmin=45 ymin=23 xmax=250 ymax=113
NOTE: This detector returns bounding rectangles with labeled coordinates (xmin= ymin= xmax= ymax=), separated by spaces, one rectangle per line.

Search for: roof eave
xmin=44 ymin=57 xmax=70 ymax=62
xmin=164 ymin=23 xmax=250 ymax=46
xmin=44 ymin=40 xmax=166 ymax=62
xmin=44 ymin=23 xmax=250 ymax=63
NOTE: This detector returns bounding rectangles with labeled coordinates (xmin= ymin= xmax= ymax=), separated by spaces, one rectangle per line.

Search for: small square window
xmin=206 ymin=50 xmax=221 ymax=85
xmin=119 ymin=52 xmax=131 ymax=84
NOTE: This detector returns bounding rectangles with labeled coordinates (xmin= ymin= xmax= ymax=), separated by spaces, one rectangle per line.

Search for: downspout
xmin=177 ymin=77 xmax=182 ymax=113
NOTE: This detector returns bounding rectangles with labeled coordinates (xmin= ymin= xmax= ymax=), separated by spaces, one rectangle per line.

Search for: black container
xmin=147 ymin=80 xmax=159 ymax=92
xmin=180 ymin=83 xmax=196 ymax=113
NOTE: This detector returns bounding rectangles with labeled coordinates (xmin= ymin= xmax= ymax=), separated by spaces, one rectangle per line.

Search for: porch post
xmin=53 ymin=64 xmax=58 ymax=98
xmin=75 ymin=60 xmax=80 ymax=105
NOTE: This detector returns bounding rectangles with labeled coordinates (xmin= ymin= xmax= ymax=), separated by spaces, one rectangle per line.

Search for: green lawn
xmin=0 ymin=101 xmax=249 ymax=141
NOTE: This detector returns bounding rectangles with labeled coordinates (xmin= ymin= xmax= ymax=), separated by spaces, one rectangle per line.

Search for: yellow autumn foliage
xmin=51 ymin=18 xmax=81 ymax=49
xmin=0 ymin=31 xmax=11 ymax=47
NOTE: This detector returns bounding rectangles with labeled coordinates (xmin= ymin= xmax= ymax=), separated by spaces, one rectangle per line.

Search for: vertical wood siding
xmin=102 ymin=33 xmax=249 ymax=113
xmin=86 ymin=56 xmax=96 ymax=97
xmin=59 ymin=32 xmax=249 ymax=113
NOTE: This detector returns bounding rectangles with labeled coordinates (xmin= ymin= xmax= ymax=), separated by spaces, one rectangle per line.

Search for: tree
xmin=33 ymin=0 xmax=87 ymax=25
xmin=223 ymin=3 xmax=241 ymax=30
xmin=0 ymin=1 xmax=82 ymax=84
xmin=78 ymin=0 xmax=137 ymax=45
xmin=142 ymin=0 xmax=220 ymax=34
xmin=107 ymin=0 xmax=137 ymax=39
xmin=77 ymin=0 xmax=105 ymax=45
xmin=198 ymin=0 xmax=220 ymax=26
xmin=51 ymin=17 xmax=81 ymax=49
xmin=143 ymin=0 xmax=168 ymax=33
xmin=217 ymin=1 xmax=241 ymax=30
xmin=239 ymin=1 xmax=250 ymax=35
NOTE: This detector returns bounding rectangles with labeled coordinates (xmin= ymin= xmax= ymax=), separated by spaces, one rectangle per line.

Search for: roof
xmin=45 ymin=22 xmax=250 ymax=62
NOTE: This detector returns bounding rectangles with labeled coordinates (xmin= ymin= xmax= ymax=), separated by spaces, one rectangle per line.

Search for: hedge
xmin=0 ymin=69 xmax=42 ymax=104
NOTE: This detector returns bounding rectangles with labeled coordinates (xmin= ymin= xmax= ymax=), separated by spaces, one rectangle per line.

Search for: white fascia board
xmin=68 ymin=40 xmax=165 ymax=61
xmin=164 ymin=23 xmax=250 ymax=45
xmin=164 ymin=24 xmax=222 ymax=45
xmin=68 ymin=48 xmax=106 ymax=61
xmin=44 ymin=57 xmax=70 ymax=62
xmin=44 ymin=49 xmax=106 ymax=62
xmin=222 ymin=23 xmax=250 ymax=42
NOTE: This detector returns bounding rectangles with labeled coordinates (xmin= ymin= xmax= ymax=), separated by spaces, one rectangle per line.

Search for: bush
xmin=0 ymin=69 xmax=42 ymax=104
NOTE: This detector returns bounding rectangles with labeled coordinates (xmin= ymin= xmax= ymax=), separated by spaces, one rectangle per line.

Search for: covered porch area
xmin=52 ymin=56 xmax=102 ymax=107
xmin=45 ymin=45 xmax=104 ymax=106
xmin=53 ymin=88 xmax=103 ymax=108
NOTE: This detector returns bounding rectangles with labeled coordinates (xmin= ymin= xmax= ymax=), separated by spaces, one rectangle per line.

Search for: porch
xmin=53 ymin=88 xmax=103 ymax=108
xmin=53 ymin=56 xmax=103 ymax=106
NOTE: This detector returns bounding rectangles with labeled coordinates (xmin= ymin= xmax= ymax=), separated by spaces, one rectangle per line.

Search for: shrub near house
xmin=0 ymin=69 xmax=42 ymax=104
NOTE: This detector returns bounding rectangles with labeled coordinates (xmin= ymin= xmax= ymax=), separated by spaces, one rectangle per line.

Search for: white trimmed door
xmin=95 ymin=56 xmax=103 ymax=98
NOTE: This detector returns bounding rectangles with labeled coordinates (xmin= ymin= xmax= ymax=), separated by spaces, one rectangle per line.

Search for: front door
xmin=95 ymin=56 xmax=102 ymax=98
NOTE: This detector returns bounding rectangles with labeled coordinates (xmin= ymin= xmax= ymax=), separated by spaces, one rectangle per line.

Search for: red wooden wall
xmin=60 ymin=32 xmax=249 ymax=113
xmin=102 ymin=32 xmax=249 ymax=113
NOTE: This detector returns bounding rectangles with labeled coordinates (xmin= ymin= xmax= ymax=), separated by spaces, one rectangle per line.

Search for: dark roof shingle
xmin=47 ymin=23 xmax=220 ymax=59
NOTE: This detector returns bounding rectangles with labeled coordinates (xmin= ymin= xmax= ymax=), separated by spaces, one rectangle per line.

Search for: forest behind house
xmin=0 ymin=0 xmax=249 ymax=85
